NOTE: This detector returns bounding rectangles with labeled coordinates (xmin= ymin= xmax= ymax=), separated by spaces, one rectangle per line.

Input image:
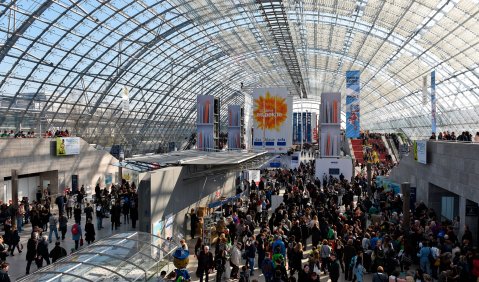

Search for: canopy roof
xmin=0 ymin=0 xmax=478 ymax=153
xmin=17 ymin=232 xmax=178 ymax=281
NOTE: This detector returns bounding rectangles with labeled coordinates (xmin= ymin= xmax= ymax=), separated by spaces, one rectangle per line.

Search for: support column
xmin=401 ymin=182 xmax=411 ymax=233
xmin=11 ymin=169 xmax=19 ymax=225
xmin=458 ymin=195 xmax=466 ymax=240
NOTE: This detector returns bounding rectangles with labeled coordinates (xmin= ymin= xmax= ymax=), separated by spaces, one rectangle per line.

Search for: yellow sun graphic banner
xmin=252 ymin=88 xmax=292 ymax=153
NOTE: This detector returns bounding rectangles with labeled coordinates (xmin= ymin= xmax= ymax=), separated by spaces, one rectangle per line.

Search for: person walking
xmin=230 ymin=242 xmax=242 ymax=279
xmin=25 ymin=232 xmax=39 ymax=275
xmin=214 ymin=249 xmax=226 ymax=282
xmin=71 ymin=222 xmax=83 ymax=250
xmin=355 ymin=257 xmax=366 ymax=282
xmin=59 ymin=213 xmax=68 ymax=240
xmin=37 ymin=235 xmax=50 ymax=267
xmin=73 ymin=204 xmax=82 ymax=224
xmin=84 ymin=203 xmax=94 ymax=222
xmin=372 ymin=266 xmax=388 ymax=282
xmin=95 ymin=203 xmax=104 ymax=230
xmin=48 ymin=213 xmax=60 ymax=243
xmin=8 ymin=226 xmax=21 ymax=256
xmin=84 ymin=219 xmax=96 ymax=244
xmin=197 ymin=246 xmax=214 ymax=282
xmin=66 ymin=194 xmax=74 ymax=219
xmin=245 ymin=239 xmax=256 ymax=276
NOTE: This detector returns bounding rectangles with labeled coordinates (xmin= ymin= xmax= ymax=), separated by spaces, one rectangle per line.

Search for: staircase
xmin=350 ymin=139 xmax=364 ymax=164
xmin=368 ymin=138 xmax=388 ymax=162
xmin=382 ymin=136 xmax=398 ymax=163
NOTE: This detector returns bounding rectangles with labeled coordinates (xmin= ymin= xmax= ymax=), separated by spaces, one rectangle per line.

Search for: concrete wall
xmin=139 ymin=166 xmax=236 ymax=236
xmin=0 ymin=138 xmax=118 ymax=200
xmin=389 ymin=141 xmax=479 ymax=243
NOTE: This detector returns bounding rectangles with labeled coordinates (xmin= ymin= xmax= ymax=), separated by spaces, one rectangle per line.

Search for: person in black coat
xmin=130 ymin=201 xmax=138 ymax=229
xmin=37 ymin=235 xmax=50 ymax=267
xmin=49 ymin=242 xmax=67 ymax=263
xmin=8 ymin=226 xmax=21 ymax=256
xmin=329 ymin=253 xmax=340 ymax=282
xmin=197 ymin=246 xmax=214 ymax=282
xmin=84 ymin=219 xmax=95 ymax=244
xmin=73 ymin=204 xmax=82 ymax=224
xmin=190 ymin=208 xmax=198 ymax=239
xmin=0 ymin=237 xmax=7 ymax=262
xmin=111 ymin=202 xmax=121 ymax=230
xmin=25 ymin=233 xmax=39 ymax=275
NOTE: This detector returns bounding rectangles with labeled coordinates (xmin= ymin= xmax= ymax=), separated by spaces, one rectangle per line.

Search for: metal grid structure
xmin=17 ymin=232 xmax=178 ymax=281
xmin=0 ymin=0 xmax=478 ymax=154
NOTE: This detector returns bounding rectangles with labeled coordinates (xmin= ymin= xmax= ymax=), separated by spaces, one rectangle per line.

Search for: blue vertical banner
xmin=302 ymin=112 xmax=306 ymax=143
xmin=431 ymin=70 xmax=437 ymax=134
xmin=345 ymin=70 xmax=360 ymax=138
xmin=293 ymin=113 xmax=298 ymax=144
xmin=307 ymin=112 xmax=312 ymax=143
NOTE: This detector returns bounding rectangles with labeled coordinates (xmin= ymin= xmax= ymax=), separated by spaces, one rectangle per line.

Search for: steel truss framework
xmin=0 ymin=0 xmax=478 ymax=154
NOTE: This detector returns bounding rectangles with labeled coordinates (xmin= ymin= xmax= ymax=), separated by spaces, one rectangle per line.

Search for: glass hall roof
xmin=0 ymin=0 xmax=478 ymax=153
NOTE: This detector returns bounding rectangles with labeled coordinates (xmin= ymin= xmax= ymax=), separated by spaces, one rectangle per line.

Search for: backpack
xmin=72 ymin=224 xmax=79 ymax=235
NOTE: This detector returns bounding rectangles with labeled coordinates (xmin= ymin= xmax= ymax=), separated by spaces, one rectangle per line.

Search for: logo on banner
xmin=253 ymin=91 xmax=288 ymax=131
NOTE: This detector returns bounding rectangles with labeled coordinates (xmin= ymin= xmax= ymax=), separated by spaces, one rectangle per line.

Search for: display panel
xmin=56 ymin=137 xmax=80 ymax=156
xmin=252 ymin=88 xmax=292 ymax=153
xmin=345 ymin=70 xmax=361 ymax=138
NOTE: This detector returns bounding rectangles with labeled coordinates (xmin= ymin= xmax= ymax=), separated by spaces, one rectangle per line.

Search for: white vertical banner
xmin=122 ymin=86 xmax=129 ymax=112
xmin=422 ymin=76 xmax=428 ymax=106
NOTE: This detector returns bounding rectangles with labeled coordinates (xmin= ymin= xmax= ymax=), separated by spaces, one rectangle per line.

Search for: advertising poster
xmin=252 ymin=88 xmax=292 ymax=153
xmin=105 ymin=173 xmax=112 ymax=186
xmin=56 ymin=137 xmax=80 ymax=155
xmin=345 ymin=70 xmax=360 ymax=138
xmin=414 ymin=140 xmax=427 ymax=164
xmin=197 ymin=95 xmax=215 ymax=150
xmin=228 ymin=105 xmax=242 ymax=149
xmin=431 ymin=70 xmax=437 ymax=134
xmin=164 ymin=214 xmax=174 ymax=239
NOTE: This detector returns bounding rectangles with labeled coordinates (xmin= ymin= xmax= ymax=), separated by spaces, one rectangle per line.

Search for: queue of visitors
xmin=189 ymin=151 xmax=478 ymax=282
xmin=430 ymin=131 xmax=479 ymax=142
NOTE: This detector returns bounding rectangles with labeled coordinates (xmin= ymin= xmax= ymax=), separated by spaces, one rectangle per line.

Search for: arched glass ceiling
xmin=0 ymin=0 xmax=478 ymax=154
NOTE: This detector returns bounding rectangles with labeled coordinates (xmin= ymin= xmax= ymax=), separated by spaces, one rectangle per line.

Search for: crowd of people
xmin=190 ymin=152 xmax=479 ymax=282
xmin=0 ymin=179 xmax=139 ymax=279
xmin=0 ymin=129 xmax=71 ymax=139
xmin=430 ymin=131 xmax=479 ymax=142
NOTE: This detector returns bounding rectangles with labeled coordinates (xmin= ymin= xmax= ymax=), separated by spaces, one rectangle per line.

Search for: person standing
xmin=95 ymin=203 xmax=104 ymax=230
xmin=59 ymin=213 xmax=68 ymax=240
xmin=190 ymin=208 xmax=198 ymax=239
xmin=55 ymin=194 xmax=65 ymax=215
xmin=84 ymin=219 xmax=95 ymax=244
xmin=230 ymin=242 xmax=242 ymax=279
xmin=329 ymin=253 xmax=340 ymax=282
xmin=372 ymin=266 xmax=388 ymax=282
xmin=245 ymin=239 xmax=256 ymax=276
xmin=130 ymin=201 xmax=138 ymax=228
xmin=25 ymin=232 xmax=39 ymax=275
xmin=71 ymin=222 xmax=83 ymax=250
xmin=48 ymin=213 xmax=60 ymax=243
xmin=214 ymin=249 xmax=226 ymax=282
xmin=111 ymin=201 xmax=121 ymax=230
xmin=197 ymin=246 xmax=214 ymax=282
xmin=0 ymin=262 xmax=10 ymax=282
xmin=84 ymin=203 xmax=94 ymax=222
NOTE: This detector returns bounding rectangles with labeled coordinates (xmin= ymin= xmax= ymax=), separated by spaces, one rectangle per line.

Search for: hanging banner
xmin=122 ymin=86 xmax=129 ymax=112
xmin=228 ymin=105 xmax=242 ymax=149
xmin=293 ymin=113 xmax=298 ymax=144
xmin=252 ymin=88 xmax=292 ymax=153
xmin=431 ymin=70 xmax=437 ymax=134
xmin=422 ymin=76 xmax=428 ymax=105
xmin=307 ymin=112 xmax=312 ymax=143
xmin=345 ymin=70 xmax=360 ymax=138
xmin=197 ymin=95 xmax=215 ymax=150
